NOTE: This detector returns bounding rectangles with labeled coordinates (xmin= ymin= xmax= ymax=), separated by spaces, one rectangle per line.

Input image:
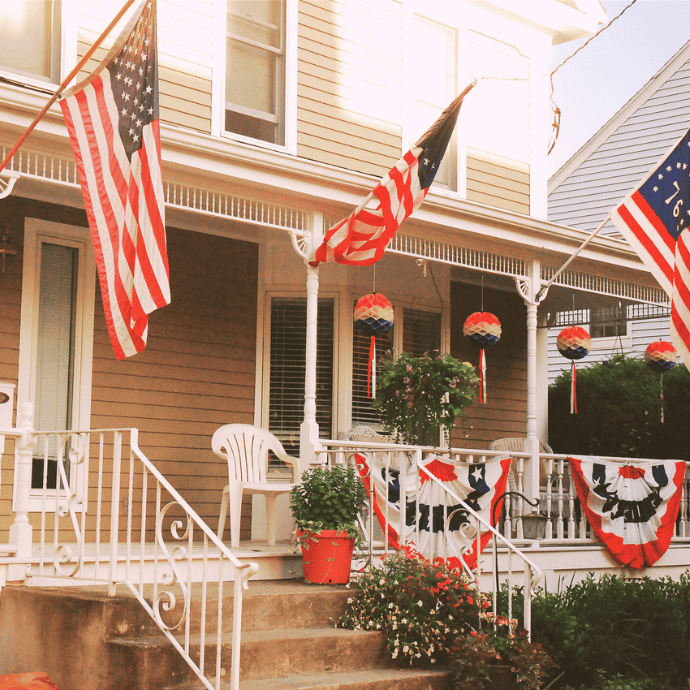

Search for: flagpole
xmin=0 ymin=0 xmax=139 ymax=175
xmin=535 ymin=213 xmax=611 ymax=302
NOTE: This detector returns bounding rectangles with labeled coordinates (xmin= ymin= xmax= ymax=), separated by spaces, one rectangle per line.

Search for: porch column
xmin=299 ymin=214 xmax=324 ymax=471
xmin=9 ymin=402 xmax=36 ymax=560
xmin=517 ymin=260 xmax=542 ymax=505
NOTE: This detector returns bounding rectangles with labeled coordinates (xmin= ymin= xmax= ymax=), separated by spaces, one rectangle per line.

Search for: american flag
xmin=309 ymin=82 xmax=475 ymax=267
xmin=610 ymin=128 xmax=690 ymax=365
xmin=60 ymin=0 xmax=169 ymax=360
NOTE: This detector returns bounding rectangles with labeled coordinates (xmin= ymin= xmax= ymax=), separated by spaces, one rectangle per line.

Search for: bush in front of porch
xmin=548 ymin=355 xmax=690 ymax=460
xmin=501 ymin=572 xmax=690 ymax=689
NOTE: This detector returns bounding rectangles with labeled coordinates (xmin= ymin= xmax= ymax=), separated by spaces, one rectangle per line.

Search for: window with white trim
xmin=16 ymin=219 xmax=95 ymax=506
xmin=268 ymin=296 xmax=333 ymax=456
xmin=590 ymin=306 xmax=627 ymax=340
xmin=0 ymin=0 xmax=61 ymax=82
xmin=410 ymin=15 xmax=457 ymax=190
xmin=226 ymin=0 xmax=286 ymax=145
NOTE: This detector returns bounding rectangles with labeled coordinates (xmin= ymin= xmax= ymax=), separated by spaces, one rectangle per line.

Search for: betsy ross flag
xmin=611 ymin=128 xmax=690 ymax=365
xmin=60 ymin=0 xmax=169 ymax=360
xmin=309 ymin=81 xmax=476 ymax=267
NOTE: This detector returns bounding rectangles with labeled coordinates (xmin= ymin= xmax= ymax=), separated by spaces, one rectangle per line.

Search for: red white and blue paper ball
xmin=644 ymin=341 xmax=677 ymax=372
xmin=354 ymin=293 xmax=394 ymax=336
xmin=557 ymin=326 xmax=591 ymax=360
xmin=463 ymin=312 xmax=502 ymax=348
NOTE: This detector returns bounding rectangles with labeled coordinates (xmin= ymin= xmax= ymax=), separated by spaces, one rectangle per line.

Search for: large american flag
xmin=60 ymin=0 xmax=169 ymax=360
xmin=611 ymin=129 xmax=690 ymax=365
xmin=309 ymin=82 xmax=475 ymax=267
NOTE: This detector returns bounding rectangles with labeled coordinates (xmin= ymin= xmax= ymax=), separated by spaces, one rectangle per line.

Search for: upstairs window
xmin=226 ymin=0 xmax=286 ymax=145
xmin=410 ymin=16 xmax=457 ymax=190
xmin=0 ymin=0 xmax=61 ymax=82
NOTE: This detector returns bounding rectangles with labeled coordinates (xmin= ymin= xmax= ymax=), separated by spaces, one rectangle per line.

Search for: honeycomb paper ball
xmin=463 ymin=312 xmax=501 ymax=348
xmin=353 ymin=293 xmax=394 ymax=336
xmin=644 ymin=341 xmax=677 ymax=372
xmin=557 ymin=326 xmax=591 ymax=360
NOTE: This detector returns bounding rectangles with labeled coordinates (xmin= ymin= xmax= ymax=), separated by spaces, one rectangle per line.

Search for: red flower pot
xmin=297 ymin=529 xmax=355 ymax=584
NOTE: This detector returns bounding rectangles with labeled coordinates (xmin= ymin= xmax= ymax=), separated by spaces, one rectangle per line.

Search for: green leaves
xmin=374 ymin=350 xmax=479 ymax=445
xmin=290 ymin=465 xmax=367 ymax=540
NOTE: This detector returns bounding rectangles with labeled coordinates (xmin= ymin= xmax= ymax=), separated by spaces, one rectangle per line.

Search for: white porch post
xmin=9 ymin=402 xmax=36 ymax=560
xmin=299 ymin=213 xmax=324 ymax=471
xmin=517 ymin=260 xmax=543 ymax=505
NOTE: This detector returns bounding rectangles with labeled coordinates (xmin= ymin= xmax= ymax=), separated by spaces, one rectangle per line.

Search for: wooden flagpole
xmin=0 ymin=0 xmax=139 ymax=175
xmin=535 ymin=213 xmax=612 ymax=302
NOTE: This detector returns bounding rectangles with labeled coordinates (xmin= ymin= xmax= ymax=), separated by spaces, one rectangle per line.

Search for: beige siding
xmin=465 ymin=31 xmax=531 ymax=214
xmin=449 ymin=281 xmax=527 ymax=448
xmin=297 ymin=0 xmax=403 ymax=176
xmin=89 ymin=228 xmax=258 ymax=532
xmin=76 ymin=0 xmax=213 ymax=134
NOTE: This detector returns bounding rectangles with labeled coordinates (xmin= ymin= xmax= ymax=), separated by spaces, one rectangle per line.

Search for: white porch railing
xmin=1 ymin=403 xmax=258 ymax=690
xmin=316 ymin=440 xmax=544 ymax=636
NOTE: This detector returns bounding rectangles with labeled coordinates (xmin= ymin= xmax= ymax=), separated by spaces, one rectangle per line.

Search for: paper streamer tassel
xmin=354 ymin=293 xmax=394 ymax=397
xmin=464 ymin=312 xmax=501 ymax=405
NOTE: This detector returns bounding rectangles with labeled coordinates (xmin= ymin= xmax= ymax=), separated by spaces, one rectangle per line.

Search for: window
xmin=16 ymin=219 xmax=95 ymax=508
xmin=403 ymin=308 xmax=442 ymax=356
xmin=351 ymin=319 xmax=394 ymax=428
xmin=590 ymin=306 xmax=627 ymax=340
xmin=410 ymin=16 xmax=457 ymax=189
xmin=0 ymin=0 xmax=61 ymax=82
xmin=268 ymin=297 xmax=333 ymax=455
xmin=226 ymin=0 xmax=286 ymax=145
xmin=351 ymin=306 xmax=441 ymax=429
xmin=32 ymin=243 xmax=78 ymax=489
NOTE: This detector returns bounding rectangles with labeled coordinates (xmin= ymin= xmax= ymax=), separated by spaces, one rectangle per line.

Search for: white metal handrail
xmin=2 ymin=403 xmax=258 ymax=690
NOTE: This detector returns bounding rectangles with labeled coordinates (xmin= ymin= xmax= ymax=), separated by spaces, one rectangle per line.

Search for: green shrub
xmin=498 ymin=573 xmax=690 ymax=688
xmin=548 ymin=355 xmax=690 ymax=460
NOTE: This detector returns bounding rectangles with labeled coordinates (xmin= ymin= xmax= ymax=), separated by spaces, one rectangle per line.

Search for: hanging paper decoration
xmin=463 ymin=312 xmax=501 ymax=404
xmin=354 ymin=293 xmax=394 ymax=397
xmin=355 ymin=452 xmax=511 ymax=572
xmin=557 ymin=326 xmax=591 ymax=414
xmin=645 ymin=341 xmax=677 ymax=423
xmin=569 ymin=456 xmax=685 ymax=568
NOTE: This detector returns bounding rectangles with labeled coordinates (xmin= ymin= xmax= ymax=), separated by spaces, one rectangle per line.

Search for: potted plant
xmin=374 ymin=350 xmax=478 ymax=446
xmin=449 ymin=613 xmax=554 ymax=690
xmin=290 ymin=464 xmax=367 ymax=584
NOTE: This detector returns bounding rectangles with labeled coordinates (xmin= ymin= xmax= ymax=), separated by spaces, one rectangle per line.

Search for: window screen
xmin=403 ymin=308 xmax=442 ymax=357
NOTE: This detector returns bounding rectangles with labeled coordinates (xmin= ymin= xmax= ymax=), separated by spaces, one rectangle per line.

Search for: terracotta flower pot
xmin=297 ymin=529 xmax=355 ymax=584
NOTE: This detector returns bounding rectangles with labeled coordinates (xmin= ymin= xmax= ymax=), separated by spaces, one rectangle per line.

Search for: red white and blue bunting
xmin=570 ymin=456 xmax=685 ymax=569
xmin=355 ymin=453 xmax=511 ymax=570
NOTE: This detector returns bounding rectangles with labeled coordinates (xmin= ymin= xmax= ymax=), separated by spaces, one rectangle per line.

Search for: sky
xmin=548 ymin=0 xmax=690 ymax=177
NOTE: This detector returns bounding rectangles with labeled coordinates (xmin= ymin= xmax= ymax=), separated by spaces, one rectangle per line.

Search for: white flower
xmin=417 ymin=600 xmax=423 ymax=607
xmin=388 ymin=603 xmax=394 ymax=609
xmin=403 ymin=645 xmax=409 ymax=653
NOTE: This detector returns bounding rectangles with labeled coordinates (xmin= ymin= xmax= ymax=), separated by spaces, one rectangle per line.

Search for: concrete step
xmin=109 ymin=627 xmax=398 ymax=686
xmin=165 ymin=667 xmax=451 ymax=690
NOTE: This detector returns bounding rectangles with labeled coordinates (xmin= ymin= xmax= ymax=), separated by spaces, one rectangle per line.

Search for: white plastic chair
xmin=213 ymin=424 xmax=299 ymax=548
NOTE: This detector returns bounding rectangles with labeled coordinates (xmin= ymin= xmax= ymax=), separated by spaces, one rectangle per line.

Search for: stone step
xmin=164 ymin=667 xmax=451 ymax=690
xmin=109 ymin=626 xmax=398 ymax=686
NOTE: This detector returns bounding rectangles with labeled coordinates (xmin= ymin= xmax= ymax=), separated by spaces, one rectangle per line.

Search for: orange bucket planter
xmin=297 ymin=530 xmax=355 ymax=584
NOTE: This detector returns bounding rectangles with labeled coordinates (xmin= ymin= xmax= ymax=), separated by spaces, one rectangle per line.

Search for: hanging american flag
xmin=610 ymin=128 xmax=690 ymax=366
xmin=60 ymin=0 xmax=169 ymax=360
xmin=309 ymin=81 xmax=476 ymax=267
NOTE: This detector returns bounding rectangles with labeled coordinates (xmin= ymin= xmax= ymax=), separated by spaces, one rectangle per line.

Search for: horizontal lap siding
xmin=90 ymin=228 xmax=258 ymax=535
xmin=297 ymin=0 xmax=403 ymax=176
xmin=449 ymin=281 xmax=527 ymax=449
xmin=76 ymin=0 xmax=213 ymax=133
xmin=465 ymin=31 xmax=530 ymax=214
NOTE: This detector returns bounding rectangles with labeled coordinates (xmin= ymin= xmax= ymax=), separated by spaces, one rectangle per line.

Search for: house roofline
xmin=549 ymin=38 xmax=690 ymax=193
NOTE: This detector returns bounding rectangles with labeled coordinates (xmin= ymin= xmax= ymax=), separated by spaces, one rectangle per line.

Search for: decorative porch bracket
xmin=515 ymin=263 xmax=549 ymax=508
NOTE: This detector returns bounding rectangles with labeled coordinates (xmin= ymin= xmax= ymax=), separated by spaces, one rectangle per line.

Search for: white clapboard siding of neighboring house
xmin=546 ymin=40 xmax=690 ymax=382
